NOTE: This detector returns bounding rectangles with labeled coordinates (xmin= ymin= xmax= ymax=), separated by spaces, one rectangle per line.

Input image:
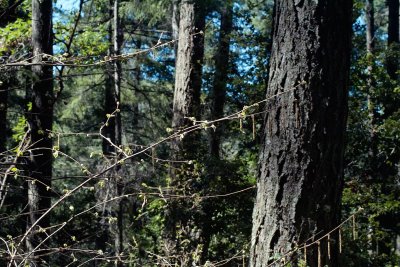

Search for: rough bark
xmin=387 ymin=0 xmax=399 ymax=80
xmin=26 ymin=0 xmax=53 ymax=265
xmin=209 ymin=0 xmax=233 ymax=158
xmin=171 ymin=0 xmax=204 ymax=142
xmin=250 ymin=1 xmax=352 ymax=267
xmin=164 ymin=0 xmax=205 ymax=264
xmin=96 ymin=0 xmax=123 ymax=265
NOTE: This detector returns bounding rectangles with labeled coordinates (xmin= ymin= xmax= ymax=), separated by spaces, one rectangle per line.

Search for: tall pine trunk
xmin=209 ymin=0 xmax=233 ymax=158
xmin=164 ymin=0 xmax=205 ymax=265
xmin=200 ymin=1 xmax=233 ymax=263
xmin=366 ymin=0 xmax=378 ymax=176
xmin=96 ymin=0 xmax=123 ymax=264
xmin=26 ymin=0 xmax=53 ymax=265
xmin=250 ymin=1 xmax=352 ymax=266
xmin=387 ymin=0 xmax=399 ymax=80
xmin=172 ymin=0 xmax=180 ymax=54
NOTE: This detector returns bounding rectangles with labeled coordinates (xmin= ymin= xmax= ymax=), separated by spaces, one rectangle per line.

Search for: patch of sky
xmin=55 ymin=0 xmax=78 ymax=13
xmin=53 ymin=0 xmax=79 ymax=54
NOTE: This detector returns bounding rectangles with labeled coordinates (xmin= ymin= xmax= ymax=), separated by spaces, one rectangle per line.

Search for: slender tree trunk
xmin=26 ymin=0 xmax=53 ymax=265
xmin=200 ymin=2 xmax=233 ymax=263
xmin=113 ymin=0 xmax=124 ymax=262
xmin=366 ymin=0 xmax=378 ymax=177
xmin=0 ymin=79 xmax=8 ymax=154
xmin=164 ymin=0 xmax=205 ymax=265
xmin=387 ymin=0 xmax=399 ymax=80
xmin=209 ymin=0 xmax=233 ymax=158
xmin=250 ymin=1 xmax=352 ymax=267
xmin=172 ymin=0 xmax=180 ymax=54
xmin=132 ymin=40 xmax=141 ymax=131
xmin=366 ymin=0 xmax=375 ymax=54
xmin=96 ymin=0 xmax=123 ymax=265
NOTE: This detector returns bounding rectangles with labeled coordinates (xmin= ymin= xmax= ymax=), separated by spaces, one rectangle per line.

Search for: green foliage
xmin=11 ymin=116 xmax=26 ymax=142
xmin=0 ymin=18 xmax=31 ymax=54
xmin=342 ymin=2 xmax=400 ymax=266
xmin=2 ymin=0 xmax=400 ymax=266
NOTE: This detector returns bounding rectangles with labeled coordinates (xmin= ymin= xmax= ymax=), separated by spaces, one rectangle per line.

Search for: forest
xmin=0 ymin=0 xmax=399 ymax=266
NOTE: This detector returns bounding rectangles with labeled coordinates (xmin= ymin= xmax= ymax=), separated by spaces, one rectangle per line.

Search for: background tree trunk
xmin=0 ymin=79 xmax=8 ymax=154
xmin=96 ymin=0 xmax=123 ymax=264
xmin=164 ymin=0 xmax=205 ymax=264
xmin=250 ymin=1 xmax=352 ymax=266
xmin=200 ymin=1 xmax=233 ymax=262
xmin=366 ymin=0 xmax=378 ymax=177
xmin=113 ymin=0 xmax=124 ymax=262
xmin=172 ymin=0 xmax=180 ymax=54
xmin=366 ymin=0 xmax=375 ymax=53
xmin=387 ymin=0 xmax=399 ymax=80
xmin=209 ymin=0 xmax=233 ymax=159
xmin=26 ymin=0 xmax=53 ymax=265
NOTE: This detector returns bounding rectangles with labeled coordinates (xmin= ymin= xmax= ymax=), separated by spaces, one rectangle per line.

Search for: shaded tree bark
xmin=209 ymin=0 xmax=233 ymax=158
xmin=250 ymin=1 xmax=352 ymax=267
xmin=387 ymin=0 xmax=399 ymax=80
xmin=26 ymin=0 xmax=53 ymax=265
xmin=366 ymin=0 xmax=375 ymax=53
xmin=200 ymin=1 xmax=233 ymax=262
xmin=164 ymin=0 xmax=205 ymax=265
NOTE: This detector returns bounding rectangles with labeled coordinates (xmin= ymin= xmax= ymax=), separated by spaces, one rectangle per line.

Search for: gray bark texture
xmin=172 ymin=0 xmax=205 ymax=147
xmin=172 ymin=0 xmax=180 ymax=53
xmin=250 ymin=1 xmax=352 ymax=267
xmin=26 ymin=0 xmax=53 ymax=264
xmin=164 ymin=0 xmax=205 ymax=265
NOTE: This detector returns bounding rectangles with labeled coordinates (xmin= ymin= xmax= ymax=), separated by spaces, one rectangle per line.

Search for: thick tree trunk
xmin=96 ymin=0 xmax=123 ymax=265
xmin=26 ymin=0 xmax=53 ymax=265
xmin=209 ymin=0 xmax=233 ymax=158
xmin=387 ymin=0 xmax=399 ymax=80
xmin=250 ymin=1 xmax=352 ymax=267
xmin=164 ymin=0 xmax=205 ymax=265
xmin=171 ymin=0 xmax=204 ymax=141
